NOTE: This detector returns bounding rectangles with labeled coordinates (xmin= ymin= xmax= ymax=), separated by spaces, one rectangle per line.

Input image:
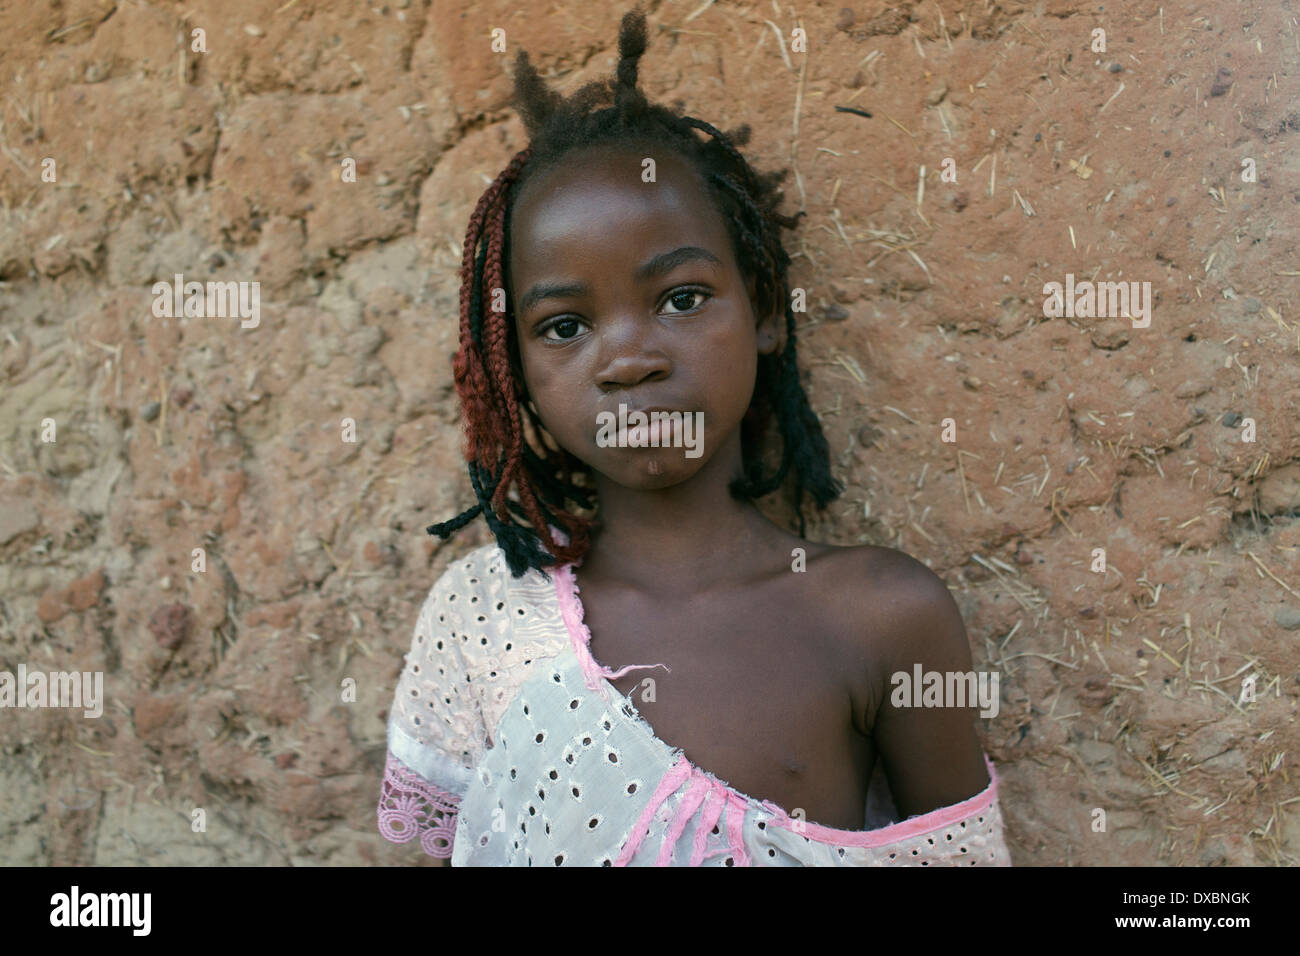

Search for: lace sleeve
xmin=377 ymin=563 xmax=490 ymax=859
xmin=377 ymin=751 xmax=463 ymax=858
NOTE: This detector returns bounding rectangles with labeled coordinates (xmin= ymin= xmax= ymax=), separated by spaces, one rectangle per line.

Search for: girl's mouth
xmin=594 ymin=405 xmax=701 ymax=457
xmin=617 ymin=416 xmax=678 ymax=448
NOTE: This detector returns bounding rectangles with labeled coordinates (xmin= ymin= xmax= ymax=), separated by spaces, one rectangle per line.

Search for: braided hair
xmin=428 ymin=8 xmax=843 ymax=579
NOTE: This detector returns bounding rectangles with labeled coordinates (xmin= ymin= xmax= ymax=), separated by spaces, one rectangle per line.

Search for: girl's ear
xmin=748 ymin=275 xmax=785 ymax=356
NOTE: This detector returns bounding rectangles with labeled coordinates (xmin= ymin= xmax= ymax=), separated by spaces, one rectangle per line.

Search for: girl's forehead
xmin=508 ymin=157 xmax=734 ymax=279
xmin=508 ymin=162 xmax=734 ymax=283
xmin=513 ymin=146 xmax=713 ymax=221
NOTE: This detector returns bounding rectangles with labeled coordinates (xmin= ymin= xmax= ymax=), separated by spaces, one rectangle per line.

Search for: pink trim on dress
xmin=554 ymin=552 xmax=1003 ymax=862
xmin=612 ymin=753 xmax=755 ymax=866
xmin=760 ymin=753 xmax=1000 ymax=848
xmin=725 ymin=791 xmax=753 ymax=866
xmin=613 ymin=755 xmax=694 ymax=865
xmin=377 ymin=751 xmax=462 ymax=859
xmin=690 ymin=785 xmax=728 ymax=867
xmin=657 ymin=773 xmax=712 ymax=866
xmin=553 ymin=562 xmax=670 ymax=702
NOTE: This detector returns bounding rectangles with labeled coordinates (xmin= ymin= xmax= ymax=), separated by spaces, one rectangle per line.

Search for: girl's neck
xmin=580 ymin=488 xmax=788 ymax=598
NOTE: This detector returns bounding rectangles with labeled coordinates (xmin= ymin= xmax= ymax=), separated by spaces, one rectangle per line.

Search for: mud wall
xmin=1 ymin=0 xmax=1297 ymax=865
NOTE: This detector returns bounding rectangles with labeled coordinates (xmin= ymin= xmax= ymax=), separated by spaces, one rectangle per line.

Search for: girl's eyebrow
xmin=637 ymin=245 xmax=722 ymax=281
xmin=517 ymin=245 xmax=723 ymax=315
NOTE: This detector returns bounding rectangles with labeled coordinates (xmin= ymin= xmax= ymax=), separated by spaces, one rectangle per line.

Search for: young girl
xmin=377 ymin=9 xmax=1011 ymax=866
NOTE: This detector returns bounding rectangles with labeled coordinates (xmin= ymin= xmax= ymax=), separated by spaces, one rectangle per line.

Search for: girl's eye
xmin=663 ymin=288 xmax=708 ymax=313
xmin=537 ymin=288 xmax=708 ymax=341
xmin=540 ymin=317 xmax=587 ymax=342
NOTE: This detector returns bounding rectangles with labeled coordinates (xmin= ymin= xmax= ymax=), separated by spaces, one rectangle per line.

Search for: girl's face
xmin=507 ymin=145 xmax=781 ymax=492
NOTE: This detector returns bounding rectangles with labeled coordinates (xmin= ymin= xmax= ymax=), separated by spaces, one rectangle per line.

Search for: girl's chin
xmin=590 ymin=454 xmax=700 ymax=489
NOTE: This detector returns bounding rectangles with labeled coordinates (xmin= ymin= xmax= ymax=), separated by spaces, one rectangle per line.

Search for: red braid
xmin=448 ymin=148 xmax=594 ymax=568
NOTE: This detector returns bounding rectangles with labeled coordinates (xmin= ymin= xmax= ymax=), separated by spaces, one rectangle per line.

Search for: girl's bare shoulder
xmin=807 ymin=542 xmax=967 ymax=657
xmin=823 ymin=543 xmax=972 ymax=668
xmin=806 ymin=544 xmax=972 ymax=734
xmin=812 ymin=539 xmax=952 ymax=598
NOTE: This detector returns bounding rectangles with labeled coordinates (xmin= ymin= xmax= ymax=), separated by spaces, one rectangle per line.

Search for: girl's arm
xmin=869 ymin=563 xmax=995 ymax=818
xmin=850 ymin=548 xmax=1011 ymax=867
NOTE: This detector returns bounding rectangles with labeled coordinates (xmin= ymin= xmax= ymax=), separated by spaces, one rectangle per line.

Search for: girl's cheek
xmin=532 ymin=371 xmax=568 ymax=407
xmin=703 ymin=314 xmax=757 ymax=358
xmin=522 ymin=367 xmax=572 ymax=426
xmin=519 ymin=348 xmax=555 ymax=393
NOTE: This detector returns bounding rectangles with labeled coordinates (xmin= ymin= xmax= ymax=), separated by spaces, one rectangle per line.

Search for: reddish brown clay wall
xmin=0 ymin=0 xmax=1296 ymax=866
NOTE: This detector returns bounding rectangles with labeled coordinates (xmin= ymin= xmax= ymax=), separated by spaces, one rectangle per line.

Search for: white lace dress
xmin=377 ymin=543 xmax=1012 ymax=866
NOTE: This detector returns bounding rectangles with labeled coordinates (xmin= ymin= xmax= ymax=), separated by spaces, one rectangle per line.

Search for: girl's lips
xmin=617 ymin=417 xmax=677 ymax=447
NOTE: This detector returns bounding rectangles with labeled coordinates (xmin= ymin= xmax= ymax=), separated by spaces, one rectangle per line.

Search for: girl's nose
xmin=595 ymin=319 xmax=672 ymax=389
